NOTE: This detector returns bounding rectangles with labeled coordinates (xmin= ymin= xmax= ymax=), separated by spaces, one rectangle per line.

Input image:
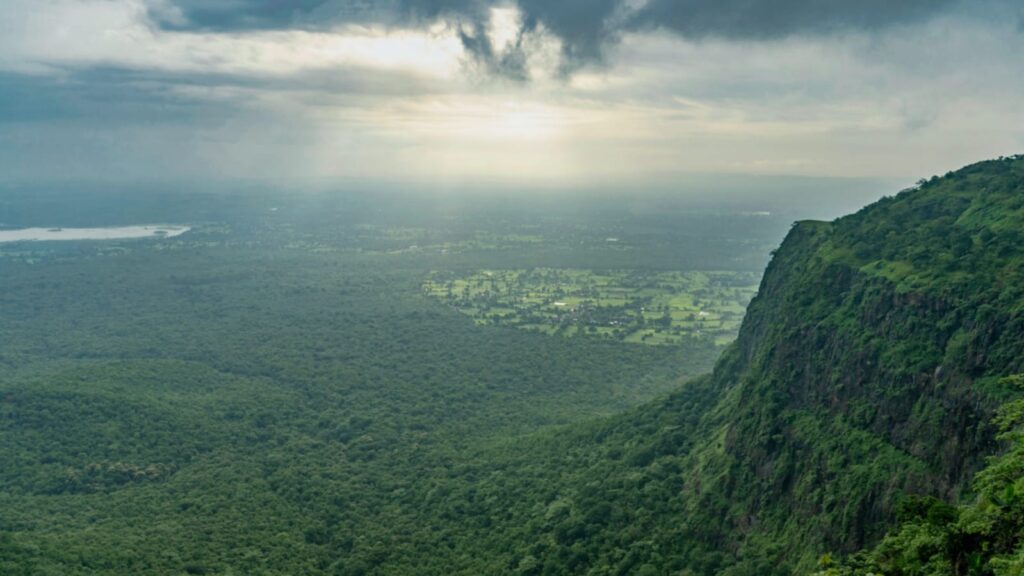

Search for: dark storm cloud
xmin=154 ymin=0 xmax=487 ymax=31
xmin=154 ymin=0 xmax=511 ymax=75
xmin=457 ymin=22 xmax=529 ymax=80
xmin=152 ymin=0 xmax=965 ymax=74
xmin=632 ymin=0 xmax=958 ymax=40
xmin=515 ymin=0 xmax=619 ymax=70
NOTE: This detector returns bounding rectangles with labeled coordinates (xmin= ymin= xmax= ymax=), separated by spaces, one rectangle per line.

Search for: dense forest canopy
xmin=0 ymin=192 xmax=785 ymax=574
xmin=3 ymin=156 xmax=1024 ymax=575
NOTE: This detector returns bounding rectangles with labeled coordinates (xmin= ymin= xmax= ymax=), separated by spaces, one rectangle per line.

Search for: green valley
xmin=0 ymin=193 xmax=781 ymax=575
xmin=3 ymin=156 xmax=1024 ymax=576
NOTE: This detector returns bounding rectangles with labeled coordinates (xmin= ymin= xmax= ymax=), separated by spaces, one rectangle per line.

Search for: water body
xmin=0 ymin=225 xmax=191 ymax=243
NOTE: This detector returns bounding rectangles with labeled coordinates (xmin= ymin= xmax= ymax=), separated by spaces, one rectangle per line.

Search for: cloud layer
xmin=149 ymin=0 xmax=964 ymax=73
xmin=0 ymin=0 xmax=1021 ymax=187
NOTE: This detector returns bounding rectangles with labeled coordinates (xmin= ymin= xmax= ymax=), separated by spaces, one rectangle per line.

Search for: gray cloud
xmin=3 ymin=0 xmax=1021 ymax=186
xmin=0 ymin=69 xmax=224 ymax=124
xmin=457 ymin=21 xmax=529 ymax=81
xmin=514 ymin=0 xmax=619 ymax=71
xmin=154 ymin=1 xmax=519 ymax=75
xmin=153 ymin=0 xmax=488 ymax=31
xmin=633 ymin=0 xmax=957 ymax=39
xmin=151 ymin=0 xmax=969 ymax=75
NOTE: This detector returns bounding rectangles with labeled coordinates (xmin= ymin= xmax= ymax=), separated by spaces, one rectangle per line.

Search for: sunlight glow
xmin=2 ymin=0 xmax=466 ymax=79
xmin=488 ymin=7 xmax=522 ymax=54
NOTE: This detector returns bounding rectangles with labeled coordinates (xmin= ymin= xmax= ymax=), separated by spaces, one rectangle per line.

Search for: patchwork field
xmin=423 ymin=269 xmax=761 ymax=345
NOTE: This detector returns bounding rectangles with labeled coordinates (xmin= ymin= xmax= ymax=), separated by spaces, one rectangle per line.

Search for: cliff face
xmin=695 ymin=156 xmax=1024 ymax=567
xmin=426 ymin=156 xmax=1024 ymax=576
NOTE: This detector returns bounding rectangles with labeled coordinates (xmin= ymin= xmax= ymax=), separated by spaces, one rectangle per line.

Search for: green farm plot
xmin=423 ymin=269 xmax=760 ymax=346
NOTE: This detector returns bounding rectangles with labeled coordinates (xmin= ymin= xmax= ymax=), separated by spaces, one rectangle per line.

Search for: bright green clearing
xmin=423 ymin=269 xmax=760 ymax=345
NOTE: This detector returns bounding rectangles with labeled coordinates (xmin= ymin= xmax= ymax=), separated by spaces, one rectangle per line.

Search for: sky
xmin=1 ymin=0 xmax=1022 ymax=190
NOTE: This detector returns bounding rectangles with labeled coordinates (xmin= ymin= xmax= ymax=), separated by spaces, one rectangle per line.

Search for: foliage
xmin=815 ymin=376 xmax=1024 ymax=576
xmin=0 ymin=195 xmax=759 ymax=575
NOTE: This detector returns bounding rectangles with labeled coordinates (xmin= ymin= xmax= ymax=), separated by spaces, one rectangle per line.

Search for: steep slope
xmin=691 ymin=154 xmax=1024 ymax=568
xmin=816 ymin=374 xmax=1024 ymax=576
xmin=421 ymin=155 xmax=1024 ymax=575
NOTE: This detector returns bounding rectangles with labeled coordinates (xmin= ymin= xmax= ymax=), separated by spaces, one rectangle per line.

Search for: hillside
xmin=695 ymin=155 xmax=1024 ymax=569
xmin=408 ymin=155 xmax=1024 ymax=575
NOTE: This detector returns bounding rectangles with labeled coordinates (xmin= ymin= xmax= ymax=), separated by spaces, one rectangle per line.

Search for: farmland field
xmin=423 ymin=269 xmax=761 ymax=345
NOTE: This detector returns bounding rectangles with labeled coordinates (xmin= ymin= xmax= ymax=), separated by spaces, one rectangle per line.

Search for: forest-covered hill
xmin=343 ymin=155 xmax=1024 ymax=575
xmin=423 ymin=155 xmax=1024 ymax=575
